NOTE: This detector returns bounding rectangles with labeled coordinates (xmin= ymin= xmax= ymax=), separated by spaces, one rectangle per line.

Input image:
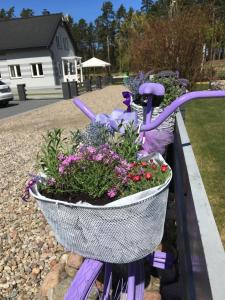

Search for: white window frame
xmin=30 ymin=63 xmax=44 ymax=78
xmin=9 ymin=65 xmax=22 ymax=79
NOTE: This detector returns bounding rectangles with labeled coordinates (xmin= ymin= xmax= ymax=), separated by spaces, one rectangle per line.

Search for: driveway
xmin=0 ymin=99 xmax=62 ymax=120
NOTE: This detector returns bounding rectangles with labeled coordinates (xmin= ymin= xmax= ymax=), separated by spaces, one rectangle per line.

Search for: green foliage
xmin=20 ymin=8 xmax=34 ymax=18
xmin=28 ymin=124 xmax=171 ymax=204
xmin=152 ymin=76 xmax=183 ymax=107
xmin=185 ymin=98 xmax=225 ymax=245
xmin=71 ymin=122 xmax=113 ymax=150
xmin=112 ymin=122 xmax=141 ymax=162
xmin=37 ymin=129 xmax=67 ymax=179
xmin=0 ymin=6 xmax=15 ymax=20
xmin=217 ymin=71 xmax=225 ymax=80
xmin=121 ymin=160 xmax=170 ymax=197
xmin=38 ymin=142 xmax=129 ymax=200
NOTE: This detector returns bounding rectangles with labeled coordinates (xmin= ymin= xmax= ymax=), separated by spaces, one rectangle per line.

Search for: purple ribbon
xmin=122 ymin=91 xmax=132 ymax=112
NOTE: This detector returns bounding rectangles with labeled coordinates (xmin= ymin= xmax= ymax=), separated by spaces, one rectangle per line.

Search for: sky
xmin=1 ymin=0 xmax=142 ymax=22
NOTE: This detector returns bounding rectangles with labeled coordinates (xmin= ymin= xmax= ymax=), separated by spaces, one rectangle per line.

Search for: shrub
xmin=128 ymin=6 xmax=210 ymax=83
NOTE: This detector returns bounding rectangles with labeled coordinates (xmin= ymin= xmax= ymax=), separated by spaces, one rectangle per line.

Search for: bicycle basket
xmin=30 ymin=154 xmax=172 ymax=263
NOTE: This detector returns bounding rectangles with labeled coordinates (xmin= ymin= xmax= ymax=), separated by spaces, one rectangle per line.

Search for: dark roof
xmin=0 ymin=13 xmax=70 ymax=52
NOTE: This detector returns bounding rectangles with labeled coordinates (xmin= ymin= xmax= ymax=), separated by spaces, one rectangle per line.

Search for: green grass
xmin=185 ymin=98 xmax=225 ymax=246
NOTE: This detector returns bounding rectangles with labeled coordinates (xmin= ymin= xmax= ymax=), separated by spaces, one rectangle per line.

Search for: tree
xmin=0 ymin=6 xmax=15 ymax=20
xmin=116 ymin=4 xmax=126 ymax=28
xmin=72 ymin=19 xmax=89 ymax=58
xmin=0 ymin=8 xmax=6 ymax=19
xmin=87 ymin=22 xmax=96 ymax=57
xmin=141 ymin=0 xmax=154 ymax=13
xmin=42 ymin=9 xmax=50 ymax=15
xmin=95 ymin=1 xmax=116 ymax=65
xmin=20 ymin=8 xmax=34 ymax=18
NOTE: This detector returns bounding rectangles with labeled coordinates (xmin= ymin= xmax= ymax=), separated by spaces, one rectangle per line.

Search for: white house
xmin=0 ymin=13 xmax=83 ymax=89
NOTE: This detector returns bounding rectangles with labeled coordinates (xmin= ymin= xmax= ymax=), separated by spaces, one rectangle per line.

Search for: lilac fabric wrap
xmin=138 ymin=130 xmax=174 ymax=157
xmin=95 ymin=109 xmax=138 ymax=133
xmin=96 ymin=109 xmax=173 ymax=155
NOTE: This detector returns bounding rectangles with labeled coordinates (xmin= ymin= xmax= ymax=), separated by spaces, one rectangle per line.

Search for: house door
xmin=62 ymin=60 xmax=77 ymax=82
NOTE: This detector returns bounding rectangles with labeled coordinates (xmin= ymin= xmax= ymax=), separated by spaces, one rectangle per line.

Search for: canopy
xmin=81 ymin=57 xmax=111 ymax=68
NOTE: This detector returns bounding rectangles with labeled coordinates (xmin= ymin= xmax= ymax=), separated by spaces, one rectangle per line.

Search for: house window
xmin=31 ymin=63 xmax=44 ymax=77
xmin=9 ymin=65 xmax=22 ymax=78
xmin=63 ymin=38 xmax=69 ymax=50
xmin=63 ymin=60 xmax=69 ymax=75
xmin=57 ymin=62 xmax=62 ymax=76
xmin=56 ymin=35 xmax=62 ymax=49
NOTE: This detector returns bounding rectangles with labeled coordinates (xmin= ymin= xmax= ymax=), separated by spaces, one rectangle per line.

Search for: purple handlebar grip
xmin=139 ymin=82 xmax=165 ymax=96
xmin=73 ymin=98 xmax=96 ymax=121
xmin=140 ymin=90 xmax=225 ymax=131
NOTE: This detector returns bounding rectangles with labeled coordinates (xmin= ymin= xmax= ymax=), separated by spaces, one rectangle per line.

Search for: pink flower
xmin=59 ymin=166 xmax=65 ymax=174
xmin=87 ymin=146 xmax=96 ymax=154
xmin=47 ymin=178 xmax=56 ymax=186
xmin=93 ymin=154 xmax=104 ymax=161
xmin=107 ymin=187 xmax=117 ymax=198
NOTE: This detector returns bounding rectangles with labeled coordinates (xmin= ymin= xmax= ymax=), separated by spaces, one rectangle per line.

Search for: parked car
xmin=0 ymin=81 xmax=14 ymax=107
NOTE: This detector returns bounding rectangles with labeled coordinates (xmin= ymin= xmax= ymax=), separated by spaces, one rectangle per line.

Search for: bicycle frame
xmin=69 ymin=87 xmax=225 ymax=299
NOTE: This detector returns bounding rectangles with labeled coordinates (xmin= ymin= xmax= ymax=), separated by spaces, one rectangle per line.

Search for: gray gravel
xmin=0 ymin=85 xmax=125 ymax=299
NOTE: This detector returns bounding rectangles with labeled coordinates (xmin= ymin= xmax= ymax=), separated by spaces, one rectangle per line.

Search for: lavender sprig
xmin=21 ymin=175 xmax=44 ymax=202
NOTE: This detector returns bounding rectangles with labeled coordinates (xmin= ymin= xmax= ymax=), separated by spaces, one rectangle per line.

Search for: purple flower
xmin=115 ymin=166 xmax=127 ymax=176
xmin=59 ymin=166 xmax=65 ymax=174
xmin=59 ymin=155 xmax=82 ymax=173
xmin=86 ymin=146 xmax=96 ymax=154
xmin=58 ymin=154 xmax=65 ymax=161
xmin=21 ymin=175 xmax=42 ymax=202
xmin=107 ymin=187 xmax=117 ymax=198
xmin=47 ymin=178 xmax=56 ymax=186
xmin=93 ymin=153 xmax=104 ymax=161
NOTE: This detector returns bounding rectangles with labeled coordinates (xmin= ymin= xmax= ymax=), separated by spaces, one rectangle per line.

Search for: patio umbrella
xmin=81 ymin=57 xmax=111 ymax=68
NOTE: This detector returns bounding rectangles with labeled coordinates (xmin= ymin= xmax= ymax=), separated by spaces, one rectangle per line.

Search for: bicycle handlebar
xmin=74 ymin=99 xmax=96 ymax=121
xmin=141 ymin=90 xmax=225 ymax=131
xmin=73 ymin=90 xmax=225 ymax=132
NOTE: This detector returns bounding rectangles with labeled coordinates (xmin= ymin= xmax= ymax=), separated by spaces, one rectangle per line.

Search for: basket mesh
xmin=131 ymin=102 xmax=175 ymax=133
xmin=35 ymin=187 xmax=169 ymax=263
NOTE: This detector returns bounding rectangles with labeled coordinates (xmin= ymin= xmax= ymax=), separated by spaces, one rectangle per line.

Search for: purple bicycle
xmin=62 ymin=84 xmax=225 ymax=300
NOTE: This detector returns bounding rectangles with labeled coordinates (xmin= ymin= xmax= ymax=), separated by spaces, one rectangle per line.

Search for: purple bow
xmin=96 ymin=109 xmax=138 ymax=133
xmin=122 ymin=91 xmax=132 ymax=112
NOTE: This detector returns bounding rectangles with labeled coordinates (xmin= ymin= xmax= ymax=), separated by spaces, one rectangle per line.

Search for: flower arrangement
xmin=23 ymin=122 xmax=171 ymax=206
xmin=124 ymin=70 xmax=188 ymax=108
xmin=23 ymin=106 xmax=173 ymax=263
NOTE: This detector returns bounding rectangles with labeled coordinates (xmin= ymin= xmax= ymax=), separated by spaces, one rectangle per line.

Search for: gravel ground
xmin=0 ymin=85 xmax=125 ymax=299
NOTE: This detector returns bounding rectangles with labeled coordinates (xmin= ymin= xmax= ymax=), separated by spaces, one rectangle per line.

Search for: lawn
xmin=185 ymin=98 xmax=225 ymax=246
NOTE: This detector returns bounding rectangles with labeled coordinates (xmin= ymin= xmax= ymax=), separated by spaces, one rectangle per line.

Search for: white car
xmin=0 ymin=81 xmax=14 ymax=107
